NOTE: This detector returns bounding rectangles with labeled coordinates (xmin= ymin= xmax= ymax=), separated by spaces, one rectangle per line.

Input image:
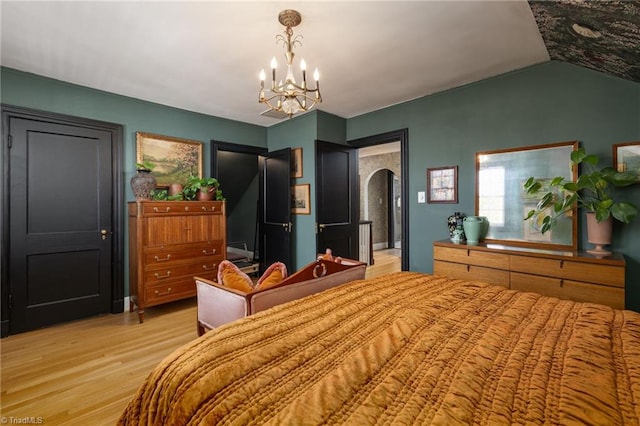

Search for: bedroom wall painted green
xmin=264 ymin=110 xmax=347 ymax=270
xmin=347 ymin=61 xmax=640 ymax=311
xmin=1 ymin=66 xmax=267 ymax=297
xmin=3 ymin=62 xmax=639 ymax=311
xmin=266 ymin=111 xmax=318 ymax=269
xmin=0 ymin=68 xmax=267 ymax=180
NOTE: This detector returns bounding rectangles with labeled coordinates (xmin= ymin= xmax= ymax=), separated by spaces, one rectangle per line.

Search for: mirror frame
xmin=475 ymin=141 xmax=578 ymax=251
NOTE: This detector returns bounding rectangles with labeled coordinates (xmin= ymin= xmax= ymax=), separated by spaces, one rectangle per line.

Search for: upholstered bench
xmin=195 ymin=258 xmax=366 ymax=335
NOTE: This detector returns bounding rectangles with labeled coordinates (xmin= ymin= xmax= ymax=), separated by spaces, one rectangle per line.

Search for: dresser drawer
xmin=434 ymin=246 xmax=509 ymax=270
xmin=510 ymin=255 xmax=624 ymax=288
xmin=510 ymin=272 xmax=624 ymax=309
xmin=140 ymin=201 xmax=224 ymax=216
xmin=145 ymin=270 xmax=218 ymax=305
xmin=144 ymin=241 xmax=224 ymax=265
xmin=434 ymin=260 xmax=509 ymax=288
xmin=559 ymin=261 xmax=624 ymax=288
xmin=144 ymin=260 xmax=221 ymax=283
xmin=144 ymin=215 xmax=225 ymax=246
xmin=144 ymin=279 xmax=196 ymax=306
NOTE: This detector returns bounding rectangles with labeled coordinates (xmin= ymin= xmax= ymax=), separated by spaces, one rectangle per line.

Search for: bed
xmin=119 ymin=272 xmax=640 ymax=425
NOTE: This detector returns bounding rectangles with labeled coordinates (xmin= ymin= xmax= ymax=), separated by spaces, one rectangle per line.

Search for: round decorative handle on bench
xmin=313 ymin=263 xmax=327 ymax=278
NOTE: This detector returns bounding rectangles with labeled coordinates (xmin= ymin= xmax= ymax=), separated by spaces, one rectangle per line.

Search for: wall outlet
xmin=418 ymin=191 xmax=426 ymax=203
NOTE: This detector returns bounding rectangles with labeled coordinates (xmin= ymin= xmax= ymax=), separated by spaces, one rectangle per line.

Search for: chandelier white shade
xmin=259 ymin=10 xmax=322 ymax=118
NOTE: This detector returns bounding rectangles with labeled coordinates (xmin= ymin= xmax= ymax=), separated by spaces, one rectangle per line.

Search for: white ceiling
xmin=0 ymin=1 xmax=550 ymax=127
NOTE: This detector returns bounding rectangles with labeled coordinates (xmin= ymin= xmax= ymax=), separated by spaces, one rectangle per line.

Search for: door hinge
xmin=8 ymin=293 xmax=13 ymax=309
xmin=8 ymin=134 xmax=12 ymax=149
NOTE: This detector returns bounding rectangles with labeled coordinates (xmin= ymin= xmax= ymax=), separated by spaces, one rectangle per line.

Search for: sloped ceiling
xmin=1 ymin=1 xmax=638 ymax=127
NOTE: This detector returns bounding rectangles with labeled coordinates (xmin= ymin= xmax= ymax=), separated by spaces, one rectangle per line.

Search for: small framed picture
xmin=291 ymin=148 xmax=303 ymax=178
xmin=427 ymin=166 xmax=458 ymax=203
xmin=613 ymin=142 xmax=640 ymax=181
xmin=291 ymin=183 xmax=311 ymax=214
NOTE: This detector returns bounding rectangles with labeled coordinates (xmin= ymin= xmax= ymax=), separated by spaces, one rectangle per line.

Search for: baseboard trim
xmin=373 ymin=242 xmax=388 ymax=251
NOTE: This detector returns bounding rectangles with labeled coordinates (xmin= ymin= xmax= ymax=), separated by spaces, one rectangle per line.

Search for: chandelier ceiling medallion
xmin=259 ymin=9 xmax=322 ymax=118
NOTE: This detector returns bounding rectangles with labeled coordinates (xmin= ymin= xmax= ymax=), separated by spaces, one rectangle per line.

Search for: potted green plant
xmin=182 ymin=175 xmax=224 ymax=201
xmin=524 ymin=146 xmax=638 ymax=254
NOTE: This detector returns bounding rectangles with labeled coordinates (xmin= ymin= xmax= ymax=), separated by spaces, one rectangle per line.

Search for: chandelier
xmin=259 ymin=9 xmax=322 ymax=118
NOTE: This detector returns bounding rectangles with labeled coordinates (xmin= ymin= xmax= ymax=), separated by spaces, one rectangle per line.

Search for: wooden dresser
xmin=128 ymin=201 xmax=226 ymax=322
xmin=433 ymin=240 xmax=625 ymax=309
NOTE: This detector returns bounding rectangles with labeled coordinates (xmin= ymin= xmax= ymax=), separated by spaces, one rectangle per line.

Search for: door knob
xmin=100 ymin=229 xmax=109 ymax=240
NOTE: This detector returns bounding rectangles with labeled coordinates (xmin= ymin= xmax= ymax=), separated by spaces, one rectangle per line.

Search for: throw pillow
xmin=217 ymin=260 xmax=254 ymax=293
xmin=254 ymin=262 xmax=287 ymax=291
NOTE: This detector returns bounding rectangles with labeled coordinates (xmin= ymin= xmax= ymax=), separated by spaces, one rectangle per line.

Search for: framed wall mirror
xmin=476 ymin=141 xmax=578 ymax=250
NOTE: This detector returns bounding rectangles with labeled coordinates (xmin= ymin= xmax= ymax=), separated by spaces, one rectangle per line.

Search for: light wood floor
xmin=0 ymin=252 xmax=400 ymax=425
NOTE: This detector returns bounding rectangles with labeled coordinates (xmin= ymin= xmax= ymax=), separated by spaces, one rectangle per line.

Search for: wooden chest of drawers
xmin=433 ymin=240 xmax=625 ymax=310
xmin=128 ymin=201 xmax=226 ymax=322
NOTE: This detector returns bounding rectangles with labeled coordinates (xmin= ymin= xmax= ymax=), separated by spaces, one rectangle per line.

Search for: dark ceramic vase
xmin=447 ymin=212 xmax=465 ymax=241
xmin=130 ymin=170 xmax=156 ymax=201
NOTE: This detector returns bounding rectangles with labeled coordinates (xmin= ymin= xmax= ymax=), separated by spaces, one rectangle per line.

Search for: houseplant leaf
xmin=611 ymin=202 xmax=639 ymax=224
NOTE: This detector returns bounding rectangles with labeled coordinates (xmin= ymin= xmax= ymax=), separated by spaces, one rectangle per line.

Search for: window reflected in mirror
xmin=476 ymin=141 xmax=578 ymax=250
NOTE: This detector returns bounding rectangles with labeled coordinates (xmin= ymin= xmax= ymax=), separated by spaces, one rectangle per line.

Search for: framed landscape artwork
xmin=291 ymin=183 xmax=311 ymax=214
xmin=136 ymin=132 xmax=203 ymax=186
xmin=613 ymin=142 xmax=640 ymax=181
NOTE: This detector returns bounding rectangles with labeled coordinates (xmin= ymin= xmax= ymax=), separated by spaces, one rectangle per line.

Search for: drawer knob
xmin=153 ymin=254 xmax=171 ymax=262
xmin=154 ymin=287 xmax=172 ymax=296
xmin=153 ymin=207 xmax=171 ymax=213
xmin=154 ymin=271 xmax=172 ymax=279
xmin=202 ymin=264 xmax=217 ymax=271
xmin=202 ymin=249 xmax=217 ymax=255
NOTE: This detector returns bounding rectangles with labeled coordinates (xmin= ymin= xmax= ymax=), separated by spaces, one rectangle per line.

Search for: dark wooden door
xmin=315 ymin=140 xmax=359 ymax=259
xmin=7 ymin=116 xmax=114 ymax=334
xmin=262 ymin=148 xmax=292 ymax=271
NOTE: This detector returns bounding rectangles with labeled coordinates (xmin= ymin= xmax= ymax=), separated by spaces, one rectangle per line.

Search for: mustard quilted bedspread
xmin=119 ymin=272 xmax=640 ymax=425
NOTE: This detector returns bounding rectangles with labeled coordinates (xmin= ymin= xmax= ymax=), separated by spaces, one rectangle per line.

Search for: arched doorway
xmin=363 ymin=168 xmax=401 ymax=251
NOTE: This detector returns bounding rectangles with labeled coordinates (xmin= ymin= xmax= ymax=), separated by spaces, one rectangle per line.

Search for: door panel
xmin=262 ymin=148 xmax=292 ymax=271
xmin=316 ymin=141 xmax=358 ymax=259
xmin=8 ymin=117 xmax=113 ymax=333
